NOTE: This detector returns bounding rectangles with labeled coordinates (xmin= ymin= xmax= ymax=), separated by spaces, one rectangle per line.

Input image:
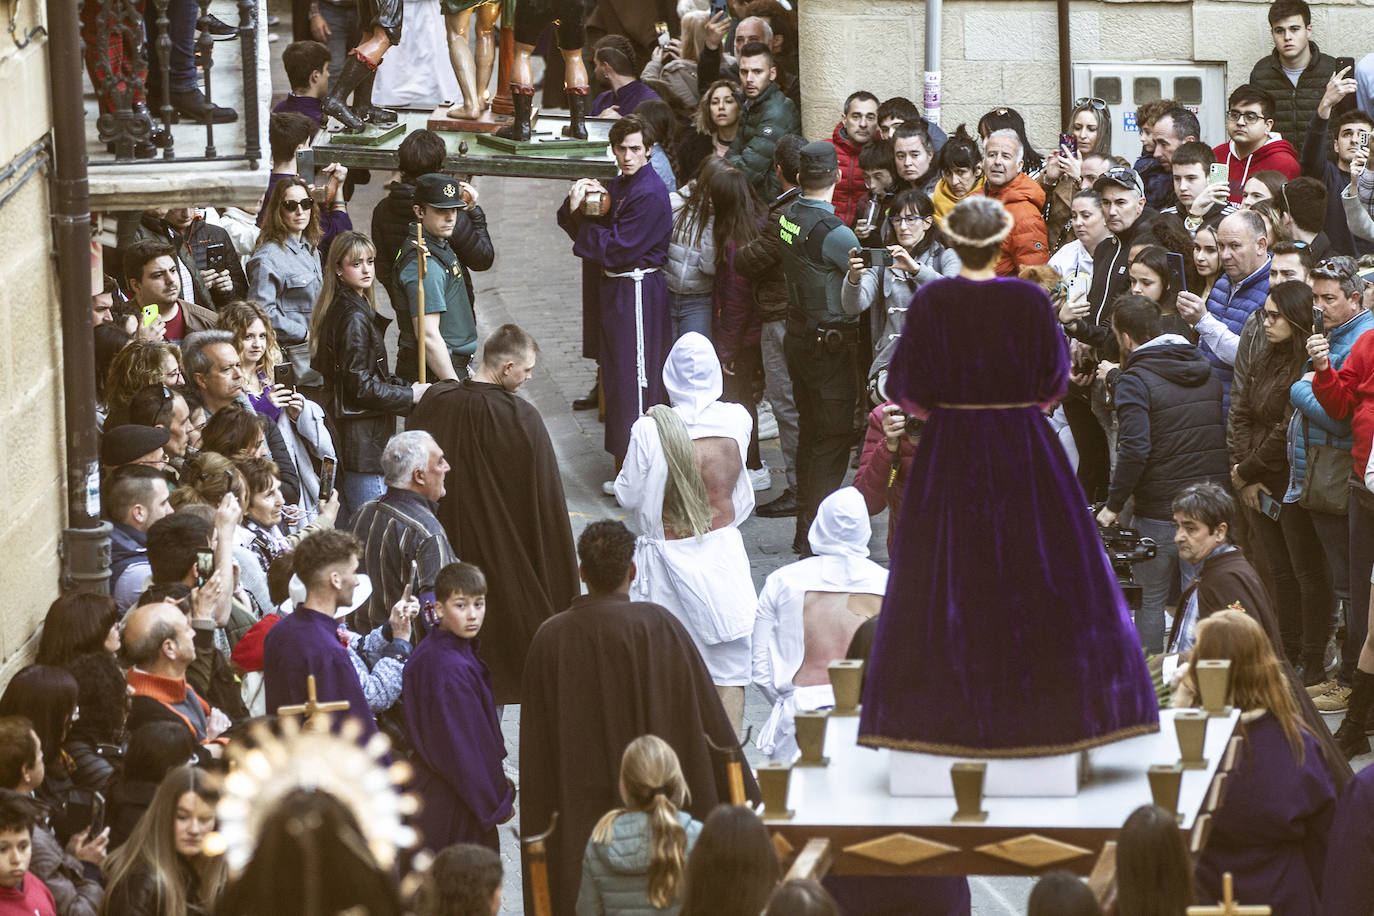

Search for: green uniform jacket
xmin=727 ymin=81 xmax=801 ymax=200
xmin=396 ymin=223 xmax=478 ymax=358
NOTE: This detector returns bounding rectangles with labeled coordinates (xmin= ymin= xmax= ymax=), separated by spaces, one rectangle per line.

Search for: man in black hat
xmin=395 ymin=173 xmax=481 ymax=383
xmin=780 ymin=140 xmax=863 ymax=554
xmin=101 ymin=425 xmax=172 ymax=472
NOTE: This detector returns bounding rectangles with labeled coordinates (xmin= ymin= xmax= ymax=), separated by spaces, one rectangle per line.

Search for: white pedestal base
xmin=889 ymin=749 xmax=1084 ymax=797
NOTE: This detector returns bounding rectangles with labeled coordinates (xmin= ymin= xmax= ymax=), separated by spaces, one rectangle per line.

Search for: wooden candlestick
xmin=828 ymin=660 xmax=863 ymax=716
xmin=1148 ymin=763 xmax=1184 ymax=822
xmin=1196 ymin=659 xmax=1233 ymax=717
xmin=757 ymin=762 xmax=794 ymax=820
xmin=794 ymin=710 xmax=829 ymax=767
xmin=1175 ymin=710 xmax=1209 ymax=769
xmin=950 ymin=762 xmax=988 ymax=823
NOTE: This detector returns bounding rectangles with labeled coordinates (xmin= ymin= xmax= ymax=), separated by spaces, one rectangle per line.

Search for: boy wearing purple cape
xmin=403 ymin=562 xmax=514 ymax=852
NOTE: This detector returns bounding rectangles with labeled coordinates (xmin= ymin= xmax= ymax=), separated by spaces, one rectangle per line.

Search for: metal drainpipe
xmin=1058 ymin=0 xmax=1073 ymax=127
xmin=923 ymin=0 xmax=942 ymax=126
xmin=48 ymin=0 xmax=112 ymax=593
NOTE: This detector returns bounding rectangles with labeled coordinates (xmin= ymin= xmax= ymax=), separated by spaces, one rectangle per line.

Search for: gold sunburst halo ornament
xmin=205 ymin=717 xmax=422 ymax=874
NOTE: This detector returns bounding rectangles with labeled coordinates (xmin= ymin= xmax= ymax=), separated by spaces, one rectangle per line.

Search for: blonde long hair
xmin=591 ymin=735 xmax=692 ymax=909
xmin=100 ymin=766 xmax=226 ymax=916
xmin=309 ymin=231 xmax=378 ymax=358
xmin=217 ymin=299 xmax=281 ymax=383
xmin=649 ymin=405 xmax=712 ymax=540
xmin=1187 ymin=609 xmax=1309 ymax=764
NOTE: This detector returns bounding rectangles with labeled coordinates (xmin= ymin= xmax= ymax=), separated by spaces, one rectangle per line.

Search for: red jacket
xmin=829 ymin=122 xmax=866 ymax=226
xmin=1312 ymin=330 xmax=1374 ymax=478
xmin=852 ymin=404 xmax=917 ymax=553
xmin=978 ymin=173 xmax=1049 ymax=275
xmin=1211 ymin=137 xmax=1300 ymax=205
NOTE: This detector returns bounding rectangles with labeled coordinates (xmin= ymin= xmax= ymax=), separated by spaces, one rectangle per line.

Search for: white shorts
xmin=695 ymin=633 xmax=752 ymax=687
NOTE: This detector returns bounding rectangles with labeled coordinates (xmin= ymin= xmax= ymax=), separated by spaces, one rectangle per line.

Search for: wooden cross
xmin=1186 ymin=873 xmax=1271 ymax=915
xmin=275 ymin=675 xmax=351 ymax=732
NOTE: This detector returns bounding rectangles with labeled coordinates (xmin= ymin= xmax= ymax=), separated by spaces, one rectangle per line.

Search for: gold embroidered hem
xmin=856 ymin=719 xmax=1161 ymax=759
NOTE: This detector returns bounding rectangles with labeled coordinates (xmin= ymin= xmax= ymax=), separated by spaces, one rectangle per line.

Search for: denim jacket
xmin=246 ymin=235 xmax=322 ymax=345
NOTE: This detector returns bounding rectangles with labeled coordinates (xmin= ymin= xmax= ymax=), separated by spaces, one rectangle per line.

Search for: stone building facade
xmin=0 ymin=1 xmax=65 ymax=680
xmin=798 ymin=0 xmax=1374 ymax=153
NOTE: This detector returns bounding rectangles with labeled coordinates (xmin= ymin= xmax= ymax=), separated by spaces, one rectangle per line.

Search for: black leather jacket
xmin=311 ymin=288 xmax=413 ymax=474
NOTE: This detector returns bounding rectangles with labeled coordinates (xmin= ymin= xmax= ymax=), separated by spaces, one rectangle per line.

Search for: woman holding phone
xmin=218 ymin=300 xmax=336 ymax=527
xmin=311 ymin=231 xmax=428 ymax=524
xmin=842 ymin=187 xmax=960 ymax=392
xmin=1231 ymin=281 xmax=1332 ymax=675
xmin=1038 ymin=98 xmax=1112 ymax=251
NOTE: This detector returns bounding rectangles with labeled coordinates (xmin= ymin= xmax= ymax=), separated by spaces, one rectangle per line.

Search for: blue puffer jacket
xmin=1200 ymin=261 xmax=1270 ymax=410
xmin=1289 ymin=309 xmax=1374 ymax=495
xmin=576 ymin=810 xmax=702 ymax=916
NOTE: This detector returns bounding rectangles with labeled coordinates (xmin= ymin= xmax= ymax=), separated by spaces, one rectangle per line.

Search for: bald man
xmin=1176 ymin=209 xmax=1272 ymax=409
xmin=123 ymin=598 xmax=229 ymax=758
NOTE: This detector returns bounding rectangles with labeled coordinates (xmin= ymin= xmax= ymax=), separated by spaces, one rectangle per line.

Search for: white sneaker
xmin=601 ymin=481 xmax=615 ymax=497
xmin=757 ymin=400 xmax=779 ymax=440
xmin=748 ymin=464 xmax=771 ymax=492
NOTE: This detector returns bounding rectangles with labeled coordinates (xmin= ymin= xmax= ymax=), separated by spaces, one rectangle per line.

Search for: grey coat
xmin=575 ymin=810 xmax=702 ymax=916
xmin=841 ymin=239 xmax=961 ymax=392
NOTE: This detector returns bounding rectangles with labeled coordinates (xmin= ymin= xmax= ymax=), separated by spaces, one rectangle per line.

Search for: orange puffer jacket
xmin=978 ymin=172 xmax=1049 ymax=275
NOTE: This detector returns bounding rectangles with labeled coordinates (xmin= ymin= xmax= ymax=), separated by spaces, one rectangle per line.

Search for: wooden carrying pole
xmin=522 ymin=812 xmax=558 ymax=916
xmin=415 ymin=223 xmax=427 ymax=384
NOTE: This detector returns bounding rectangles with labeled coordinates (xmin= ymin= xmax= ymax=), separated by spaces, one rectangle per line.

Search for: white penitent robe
xmin=753 ymin=487 xmax=889 ymax=760
xmin=373 ymin=0 xmax=462 ymax=108
xmin=615 ymin=333 xmax=757 ymax=686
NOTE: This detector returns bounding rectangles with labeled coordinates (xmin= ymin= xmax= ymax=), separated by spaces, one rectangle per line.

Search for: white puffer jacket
xmin=664 ymin=183 xmax=716 ymax=295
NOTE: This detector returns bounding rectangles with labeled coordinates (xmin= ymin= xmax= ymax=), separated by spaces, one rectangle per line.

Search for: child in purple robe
xmin=403 ymin=562 xmax=514 ymax=853
xmin=1185 ymin=610 xmax=1338 ymax=915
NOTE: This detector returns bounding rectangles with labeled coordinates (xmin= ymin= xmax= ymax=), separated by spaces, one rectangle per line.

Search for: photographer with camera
xmin=842 ymin=187 xmax=960 ymax=389
xmin=779 ymin=142 xmax=862 ymax=555
xmin=1095 ymin=296 xmax=1228 ymax=654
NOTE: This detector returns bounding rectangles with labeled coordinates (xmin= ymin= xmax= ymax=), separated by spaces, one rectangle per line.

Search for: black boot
xmin=1335 ymin=669 xmax=1374 ymax=759
xmin=321 ymin=54 xmax=370 ymax=132
xmin=354 ymin=69 xmax=397 ymax=125
xmin=495 ymin=86 xmax=533 ymax=141
xmin=562 ymin=87 xmax=589 ymax=140
xmin=572 ymin=371 xmax=599 ymax=410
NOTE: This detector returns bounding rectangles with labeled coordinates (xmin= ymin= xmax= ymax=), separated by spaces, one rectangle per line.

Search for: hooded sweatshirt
xmin=1108 ymin=335 xmax=1228 ymax=518
xmin=1211 ymin=136 xmax=1301 ymax=205
xmin=977 ymin=172 xmax=1049 ymax=275
xmin=575 ymin=810 xmax=703 ymax=916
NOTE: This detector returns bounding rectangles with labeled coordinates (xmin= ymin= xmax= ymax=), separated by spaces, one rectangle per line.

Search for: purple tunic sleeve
xmin=404 ymin=636 xmax=514 ymax=829
xmin=572 ymin=176 xmax=670 ymax=270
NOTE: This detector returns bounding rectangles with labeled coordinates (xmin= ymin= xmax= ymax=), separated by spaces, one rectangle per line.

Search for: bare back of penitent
xmin=794 ymin=592 xmax=882 ymax=687
xmin=663 ymin=436 xmax=741 ymax=540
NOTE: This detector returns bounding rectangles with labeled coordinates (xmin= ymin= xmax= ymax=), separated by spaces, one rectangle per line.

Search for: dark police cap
xmin=413 ymin=173 xmax=464 ymax=209
xmin=799 ymin=141 xmax=839 ymax=180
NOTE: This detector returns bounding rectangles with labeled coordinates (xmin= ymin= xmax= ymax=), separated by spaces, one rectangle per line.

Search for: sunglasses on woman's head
xmin=282 ymin=198 xmax=315 ymax=213
xmin=1074 ymin=97 xmax=1108 ymax=111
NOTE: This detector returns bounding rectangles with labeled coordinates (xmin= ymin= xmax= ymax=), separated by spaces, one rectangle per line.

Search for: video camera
xmin=1093 ymin=513 xmax=1158 ymax=612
